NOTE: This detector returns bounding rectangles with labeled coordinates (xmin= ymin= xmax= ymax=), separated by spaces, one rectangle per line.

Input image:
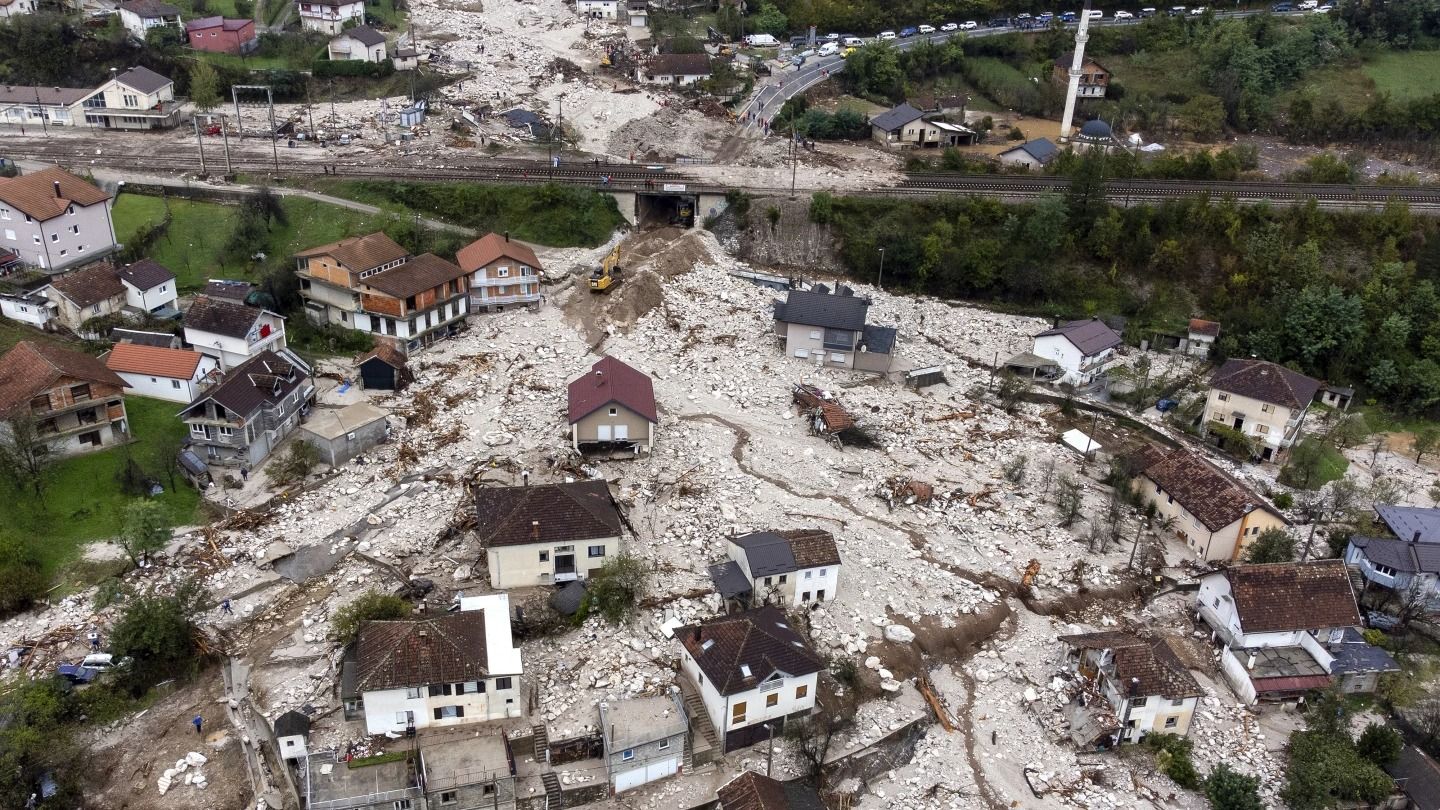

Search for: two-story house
xmin=577 ymin=0 xmax=620 ymax=18
xmin=1057 ymin=630 xmax=1201 ymax=748
xmin=599 ymin=694 xmax=688 ymax=793
xmin=1129 ymin=445 xmax=1289 ymax=562
xmin=1205 ymin=358 xmax=1321 ymax=462
xmin=118 ymin=0 xmax=180 ymax=40
xmin=678 ymin=606 xmax=823 ymax=753
xmin=178 ymin=349 xmax=314 ymax=466
xmin=567 ymin=355 xmax=657 ymax=455
xmin=182 ymin=295 xmax=287 ymax=371
xmin=343 ymin=593 xmax=523 ymax=736
xmin=717 ymin=771 xmax=825 ymax=810
xmin=1346 ymin=505 xmax=1440 ymax=610
xmin=867 ymin=103 xmax=974 ymax=149
xmin=104 ymin=344 xmax=218 ymax=404
xmin=77 ymin=67 xmax=182 ymax=130
xmin=0 ymin=166 xmax=118 ymax=273
xmin=473 ymin=479 xmax=624 ymax=589
xmin=715 ymin=529 xmax=841 ymax=608
xmin=328 ymin=25 xmax=387 ymax=62
xmin=297 ymin=0 xmax=365 ymax=34
xmin=1196 ymin=561 xmax=1397 ymax=704
xmin=1032 ymin=318 xmax=1123 ymax=387
xmin=1052 ymin=52 xmax=1110 ymax=98
xmin=456 ymin=232 xmax=543 ymax=313
xmin=0 ymin=85 xmax=92 ymax=129
xmin=0 ymin=341 xmax=130 ymax=456
xmin=41 ymin=263 xmax=128 ymax=335
xmin=772 ymin=285 xmax=897 ymax=373
xmin=356 ymin=253 xmax=471 ymax=354
xmin=185 ymin=16 xmax=258 ymax=54
xmin=294 ymin=231 xmax=410 ymax=328
xmin=116 ymin=258 xmax=178 ymax=317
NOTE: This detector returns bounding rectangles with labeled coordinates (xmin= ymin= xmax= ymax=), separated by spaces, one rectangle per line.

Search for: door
xmin=614 ymin=424 xmax=629 ymax=440
xmin=555 ymin=554 xmax=576 ymax=580
xmin=646 ymin=757 xmax=678 ymax=783
xmin=597 ymin=424 xmax=612 ymax=441
xmin=1232 ymin=417 xmax=1244 ymax=430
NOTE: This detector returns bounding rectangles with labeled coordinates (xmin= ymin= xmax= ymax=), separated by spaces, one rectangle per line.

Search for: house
xmin=1319 ymin=384 xmax=1354 ymax=410
xmin=1346 ymin=520 xmax=1440 ymax=611
xmin=1185 ymin=318 xmax=1219 ymax=357
xmin=272 ymin=710 xmax=311 ymax=760
xmin=0 ymin=86 xmax=92 ymax=129
xmin=0 ymin=290 xmax=56 ymax=328
xmin=117 ymin=258 xmax=178 ymax=317
xmin=329 ymin=25 xmax=387 ymax=62
xmin=118 ymin=0 xmax=181 ymax=40
xmin=772 ymin=285 xmax=897 ymax=373
xmin=599 ymin=694 xmax=688 ymax=793
xmin=998 ymin=138 xmax=1060 ymax=169
xmin=1052 ymin=52 xmax=1110 ymax=98
xmin=182 ymin=295 xmax=287 ymax=371
xmin=637 ymin=53 xmax=712 ymax=85
xmin=455 ymin=232 xmax=543 ymax=313
xmin=0 ymin=166 xmax=118 ymax=273
xmin=356 ymin=343 xmax=412 ymax=391
xmin=104 ymin=344 xmax=218 ymax=403
xmin=721 ymin=529 xmax=840 ymax=607
xmin=0 ymin=0 xmax=38 ymax=18
xmin=1387 ymin=745 xmax=1440 ymax=810
xmin=627 ymin=0 xmax=649 ymax=26
xmin=344 ymin=593 xmax=523 ymax=735
xmin=1129 ymin=446 xmax=1289 ymax=562
xmin=355 ymin=253 xmax=471 ymax=354
xmin=1196 ymin=561 xmax=1397 ymax=703
xmin=393 ymin=46 xmax=420 ymax=70
xmin=420 ymin=732 xmax=518 ymax=810
xmin=1031 ymin=318 xmax=1123 ymax=386
xmin=85 ymin=66 xmax=182 ymax=130
xmin=295 ymin=231 xmax=410 ymax=328
xmin=716 ymin=771 xmax=825 ymax=810
xmin=113 ymin=327 xmax=181 ymax=348
xmin=201 ymin=279 xmax=255 ymax=304
xmin=567 ymin=355 xmax=657 ymax=455
xmin=868 ymin=103 xmax=977 ymax=149
xmin=1057 ymin=631 xmax=1202 ymax=747
xmin=297 ymin=0 xmax=365 ymax=34
xmin=577 ymin=0 xmax=620 ymax=18
xmin=41 ymin=263 xmax=128 ymax=334
xmin=296 ymin=402 xmax=389 ymax=466
xmin=185 ymin=16 xmax=258 ymax=54
xmin=677 ymin=606 xmax=823 ymax=752
xmin=0 ymin=341 xmax=130 ymax=456
xmin=178 ymin=350 xmax=314 ymax=466
xmin=1205 ymin=358 xmax=1321 ymax=462
xmin=472 ymin=479 xmax=624 ymax=589
xmin=305 ymin=751 xmax=424 ymax=810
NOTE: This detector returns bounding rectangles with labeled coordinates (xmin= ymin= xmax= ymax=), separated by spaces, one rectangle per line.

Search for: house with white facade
xmin=0 ymin=290 xmax=55 ymax=328
xmin=1186 ymin=318 xmax=1219 ymax=358
xmin=297 ymin=0 xmax=365 ymax=34
xmin=636 ymin=53 xmax=712 ymax=86
xmin=772 ymin=285 xmax=897 ymax=373
xmin=1196 ymin=561 xmax=1397 ymax=703
xmin=626 ymin=0 xmax=648 ymax=26
xmin=272 ymin=711 xmax=311 ymax=760
xmin=577 ymin=0 xmax=620 ymax=17
xmin=712 ymin=529 xmax=841 ymax=608
xmin=182 ymin=295 xmax=287 ymax=371
xmin=118 ymin=0 xmax=181 ymax=40
xmin=295 ymin=231 xmax=410 ymax=328
xmin=0 ymin=166 xmax=118 ymax=273
xmin=473 ymin=479 xmax=624 ymax=589
xmin=1031 ymin=318 xmax=1123 ymax=386
xmin=117 ymin=258 xmax=178 ymax=317
xmin=1205 ymin=357 xmax=1321 ymax=463
xmin=1347 ymin=535 xmax=1440 ymax=611
xmin=78 ymin=66 xmax=182 ymax=130
xmin=104 ymin=344 xmax=218 ymax=403
xmin=178 ymin=349 xmax=313 ymax=466
xmin=1057 ymin=631 xmax=1202 ymax=748
xmin=1129 ymin=445 xmax=1289 ymax=563
xmin=343 ymin=593 xmax=523 ymax=736
xmin=677 ymin=606 xmax=823 ymax=753
xmin=600 ymin=694 xmax=689 ymax=793
xmin=0 ymin=0 xmax=38 ymax=18
xmin=328 ymin=25 xmax=387 ymax=62
xmin=0 ymin=86 xmax=92 ymax=129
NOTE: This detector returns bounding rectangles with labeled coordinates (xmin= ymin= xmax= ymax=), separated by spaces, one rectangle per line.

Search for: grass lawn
xmin=365 ymin=0 xmax=408 ymax=29
xmin=1103 ymin=50 xmax=1211 ymax=102
xmin=1363 ymin=50 xmax=1440 ymax=102
xmin=111 ymin=192 xmax=392 ymax=292
xmin=0 ymin=396 xmax=200 ymax=583
xmin=0 ymin=319 xmax=80 ymax=355
xmin=196 ymin=50 xmax=307 ymax=71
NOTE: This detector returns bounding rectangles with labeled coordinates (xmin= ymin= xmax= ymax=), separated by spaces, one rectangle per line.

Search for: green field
xmin=111 ymin=192 xmax=392 ymax=291
xmin=1102 ymin=50 xmax=1212 ymax=103
xmin=1363 ymin=50 xmax=1440 ymax=102
xmin=196 ymin=50 xmax=308 ymax=71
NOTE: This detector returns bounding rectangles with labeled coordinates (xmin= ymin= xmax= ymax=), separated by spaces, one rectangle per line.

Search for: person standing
xmin=221 ymin=598 xmax=233 ymax=616
xmin=192 ymin=715 xmax=204 ymax=735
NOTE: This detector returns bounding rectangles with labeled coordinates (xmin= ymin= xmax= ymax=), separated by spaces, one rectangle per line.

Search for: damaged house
xmin=567 ymin=355 xmax=657 ymax=456
xmin=1057 ymin=631 xmax=1202 ymax=748
xmin=178 ymin=350 xmax=314 ymax=466
xmin=772 ymin=285 xmax=896 ymax=373
xmin=1205 ymin=358 xmax=1321 ymax=462
xmin=1347 ymin=505 xmax=1440 ymax=610
xmin=472 ymin=479 xmax=624 ymax=589
xmin=1129 ymin=446 xmax=1289 ymax=562
xmin=0 ymin=340 xmax=129 ymax=456
xmin=711 ymin=530 xmax=841 ymax=608
xmin=1197 ymin=561 xmax=1398 ymax=704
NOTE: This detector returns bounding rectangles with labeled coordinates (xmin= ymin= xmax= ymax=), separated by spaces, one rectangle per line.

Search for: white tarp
xmin=1062 ymin=429 xmax=1101 ymax=456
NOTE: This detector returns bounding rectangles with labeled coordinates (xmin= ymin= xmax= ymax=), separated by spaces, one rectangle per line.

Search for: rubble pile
xmin=156 ymin=751 xmax=210 ymax=795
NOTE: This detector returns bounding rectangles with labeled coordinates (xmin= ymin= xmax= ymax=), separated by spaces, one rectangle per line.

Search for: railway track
xmin=901 ymin=173 xmax=1440 ymax=205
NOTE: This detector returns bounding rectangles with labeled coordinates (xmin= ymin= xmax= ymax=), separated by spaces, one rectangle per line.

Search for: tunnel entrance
xmin=636 ymin=192 xmax=698 ymax=229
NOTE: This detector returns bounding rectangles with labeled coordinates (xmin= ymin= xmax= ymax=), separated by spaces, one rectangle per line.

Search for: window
xmin=494 ymin=676 xmax=513 ymax=690
xmin=830 ymin=353 xmax=846 ymax=363
xmin=816 ymin=589 xmax=825 ymax=600
xmin=1172 ymin=698 xmax=1186 ymax=706
xmin=395 ymin=711 xmax=411 ymax=724
xmin=50 ymin=233 xmax=58 ymax=242
xmin=1374 ymin=563 xmax=1397 ymax=577
xmin=763 ymin=577 xmax=772 ymax=586
xmin=69 ymin=225 xmax=78 ymax=235
xmin=434 ymin=705 xmax=465 ymax=719
xmin=393 ymin=801 xmax=412 ymax=810
xmin=1216 ymin=392 xmax=1229 ymax=401
xmin=0 ymin=206 xmax=9 ymax=220
xmin=732 ymin=702 xmax=747 ymax=725
xmin=1261 ymin=403 xmax=1275 ymax=413
xmin=778 ymin=575 xmax=787 ymax=584
xmin=405 ymin=687 xmax=422 ymax=699
xmin=804 ymin=571 xmax=812 ymax=579
xmin=1164 ymin=717 xmax=1178 ymax=728
xmin=539 ymin=551 xmax=549 ymax=563
xmin=3 ymin=229 xmax=13 ymax=241
xmin=190 ymin=424 xmax=207 ymax=438
xmin=608 ymin=407 xmax=617 ymax=416
xmin=621 ymin=749 xmax=635 ymax=761
xmin=497 ymin=267 xmax=509 ymax=277
xmin=809 ymin=330 xmax=821 ymax=340
xmin=819 ymin=568 xmax=827 ymax=576
xmin=217 ymin=427 xmax=233 ymax=438
xmin=1130 ymin=696 xmax=1148 ymax=707
xmin=172 ymin=380 xmax=181 ymax=389
xmin=802 ymin=591 xmax=811 ymax=602
xmin=457 ymin=681 xmax=480 ymax=694
xmin=657 ymin=738 xmax=670 ymax=751
xmin=1255 ymin=424 xmax=1270 ymax=435
xmin=69 ymin=384 xmax=91 ymax=402
xmin=428 ymin=683 xmax=453 ymax=697
xmin=31 ymin=234 xmax=38 ymax=244
xmin=795 ymin=684 xmax=808 ymax=700
xmin=1211 ymin=411 xmax=1225 ymax=422
xmin=766 ymin=693 xmax=778 ymax=708
xmin=588 ymin=545 xmax=606 ymax=558
xmin=740 ymin=664 xmax=752 ymax=678
xmin=439 ymin=791 xmax=458 ymax=806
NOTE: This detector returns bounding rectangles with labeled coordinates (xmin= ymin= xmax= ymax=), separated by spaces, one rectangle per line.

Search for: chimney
xmin=1414 ymin=531 xmax=1422 ymax=544
xmin=1246 ymin=652 xmax=1256 ymax=670
xmin=52 ymin=181 xmax=60 ymax=198
xmin=521 ymin=470 xmax=530 ymax=487
xmin=531 ymin=520 xmax=540 ymax=541
xmin=504 ymin=231 xmax=510 ymax=242
xmin=110 ymin=67 xmax=118 ymax=80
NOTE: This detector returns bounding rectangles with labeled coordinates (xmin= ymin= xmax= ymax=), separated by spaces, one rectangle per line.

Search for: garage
xmin=613 ymin=755 xmax=679 ymax=793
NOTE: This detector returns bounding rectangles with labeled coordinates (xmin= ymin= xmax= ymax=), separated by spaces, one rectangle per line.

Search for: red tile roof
xmin=355 ymin=611 xmax=489 ymax=692
xmin=567 ymin=355 xmax=657 ymax=424
xmin=717 ymin=771 xmax=824 ymax=810
xmin=0 ymin=166 xmax=111 ymax=222
xmin=472 ymin=479 xmax=622 ymax=548
xmin=1059 ymin=631 xmax=1201 ymax=700
xmin=1133 ymin=446 xmax=1283 ymax=532
xmin=0 ymin=341 xmax=127 ymax=416
xmin=1211 ymin=358 xmax=1321 ymax=410
xmin=456 ymin=232 xmax=542 ymax=273
xmin=1188 ymin=318 xmax=1220 ymax=337
xmin=105 ymin=343 xmax=204 ymax=379
xmin=294 ymin=231 xmax=408 ymax=273
xmin=677 ymin=606 xmax=823 ymax=697
xmin=1224 ymin=560 xmax=1361 ymax=634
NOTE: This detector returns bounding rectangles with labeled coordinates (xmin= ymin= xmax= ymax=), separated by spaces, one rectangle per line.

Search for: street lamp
xmin=877 ymin=247 xmax=885 ymax=289
xmin=548 ymin=93 xmax=566 ymax=182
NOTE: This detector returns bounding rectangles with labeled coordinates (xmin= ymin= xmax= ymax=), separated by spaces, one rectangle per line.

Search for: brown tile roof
xmin=201 ymin=279 xmax=253 ymax=303
xmin=179 ymin=350 xmax=306 ymax=418
xmin=344 ymin=24 xmax=386 ymax=47
xmin=677 ymin=606 xmax=823 ymax=697
xmin=362 ymin=253 xmax=468 ymax=299
xmin=472 ymin=480 xmax=621 ymax=548
xmin=1059 ymin=631 xmax=1201 ymax=699
xmin=776 ymin=529 xmax=841 ymax=568
xmin=114 ymin=66 xmax=172 ymax=95
xmin=0 ymin=341 xmax=128 ymax=416
xmin=357 ymin=342 xmax=408 ymax=370
xmin=0 ymin=166 xmax=111 ymax=222
xmin=184 ymin=295 xmax=273 ymax=339
xmin=105 ymin=344 xmax=204 ymax=379
xmin=0 ymin=85 xmax=93 ymax=107
xmin=1224 ymin=560 xmax=1362 ymax=633
xmin=48 ymin=262 xmax=126 ymax=309
xmin=294 ymin=231 xmax=409 ymax=274
xmin=646 ymin=53 xmax=711 ymax=77
xmin=355 ymin=611 xmax=489 ymax=692
xmin=567 ymin=355 xmax=657 ymax=424
xmin=455 ymin=232 xmax=542 ymax=273
xmin=117 ymin=258 xmax=175 ymax=291
xmin=1134 ymin=447 xmax=1282 ymax=532
xmin=717 ymin=771 xmax=824 ymax=810
xmin=1189 ymin=318 xmax=1220 ymax=338
xmin=119 ymin=0 xmax=179 ymax=17
xmin=1211 ymin=358 xmax=1321 ymax=410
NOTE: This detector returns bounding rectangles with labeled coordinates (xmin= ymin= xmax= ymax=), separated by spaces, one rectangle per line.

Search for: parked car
xmin=840 ymin=47 xmax=857 ymax=58
xmin=1298 ymin=0 xmax=1318 ymax=8
xmin=1189 ymin=5 xmax=1207 ymax=14
xmin=1138 ymin=7 xmax=1158 ymax=16
xmin=824 ymin=32 xmax=840 ymax=41
xmin=1060 ymin=11 xmax=1078 ymax=22
xmin=1156 ymin=398 xmax=1179 ymax=413
xmin=899 ymin=26 xmax=918 ymax=37
xmin=960 ymin=20 xmax=979 ymax=29
xmin=940 ymin=21 xmax=959 ymax=30
xmin=797 ymin=48 xmax=817 ymax=59
xmin=818 ymin=42 xmax=839 ymax=56
xmin=1314 ymin=4 xmax=1333 ymax=11
xmin=1168 ymin=5 xmax=1187 ymax=15
xmin=1087 ymin=8 xmax=1104 ymax=17
xmin=57 ymin=664 xmax=99 ymax=684
xmin=1114 ymin=10 xmax=1135 ymax=18
xmin=842 ymin=36 xmax=864 ymax=47
xmin=1367 ymin=611 xmax=1402 ymax=631
xmin=1270 ymin=1 xmax=1294 ymax=9
xmin=879 ymin=30 xmax=897 ymax=40
xmin=918 ymin=23 xmax=936 ymax=33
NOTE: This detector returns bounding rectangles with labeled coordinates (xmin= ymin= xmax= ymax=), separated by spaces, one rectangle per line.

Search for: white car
xmin=842 ymin=36 xmax=864 ymax=47
xmin=824 ymin=32 xmax=840 ymax=41
xmin=960 ymin=20 xmax=979 ymax=29
xmin=1113 ymin=10 xmax=1134 ymax=18
xmin=940 ymin=22 xmax=959 ymax=31
xmin=1189 ymin=5 xmax=1207 ymax=13
xmin=1087 ymin=8 xmax=1104 ymax=17
xmin=918 ymin=24 xmax=936 ymax=33
xmin=1314 ymin=4 xmax=1333 ymax=10
xmin=879 ymin=30 xmax=897 ymax=40
xmin=1298 ymin=0 xmax=1318 ymax=7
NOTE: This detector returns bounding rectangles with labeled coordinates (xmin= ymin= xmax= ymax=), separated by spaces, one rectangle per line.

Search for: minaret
xmin=1059 ymin=0 xmax=1093 ymax=142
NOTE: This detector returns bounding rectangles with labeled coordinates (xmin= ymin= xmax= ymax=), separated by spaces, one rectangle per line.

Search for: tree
xmin=581 ymin=554 xmax=649 ymax=624
xmin=996 ymin=371 xmax=1030 ymax=414
xmin=118 ymin=499 xmax=171 ymax=569
xmin=109 ymin=579 xmax=207 ymax=693
xmin=1328 ymin=413 xmax=1371 ymax=450
xmin=189 ymin=60 xmax=221 ymax=113
xmin=0 ymin=415 xmax=57 ymax=500
xmin=0 ymin=533 xmax=46 ymax=617
xmin=753 ymin=2 xmax=787 ymax=36
xmin=331 ymin=591 xmax=412 ymax=643
xmin=272 ymin=439 xmax=321 ymax=485
xmin=1415 ymin=427 xmax=1439 ymax=463
xmin=1243 ymin=527 xmax=1295 ymax=564
xmin=1205 ymin=763 xmax=1262 ymax=810
xmin=1055 ymin=475 xmax=1083 ymax=528
xmin=1281 ymin=438 xmax=1331 ymax=490
xmin=1357 ymin=723 xmax=1402 ymax=767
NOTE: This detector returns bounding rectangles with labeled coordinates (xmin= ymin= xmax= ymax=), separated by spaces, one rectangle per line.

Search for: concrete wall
xmin=486 ymin=535 xmax=622 ymax=589
xmin=1219 ymin=646 xmax=1259 ymax=705
xmin=362 ymin=677 xmax=523 ymax=735
xmin=47 ymin=290 xmax=124 ymax=332
xmin=301 ymin=416 xmax=389 ymax=466
xmin=572 ymin=404 xmax=652 ymax=448
xmin=0 ymin=199 xmax=116 ymax=272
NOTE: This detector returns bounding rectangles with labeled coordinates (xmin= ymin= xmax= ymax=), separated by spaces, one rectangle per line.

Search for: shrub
xmin=1206 ymin=763 xmax=1262 ymax=810
xmin=1357 ymin=723 xmax=1402 ymax=767
xmin=110 ymin=579 xmax=207 ymax=693
xmin=1144 ymin=733 xmax=1201 ymax=789
xmin=272 ymin=440 xmax=322 ymax=484
xmin=331 ymin=591 xmax=412 ymax=643
xmin=0 ymin=534 xmax=46 ymax=618
xmin=580 ymin=555 xmax=649 ymax=624
xmin=1272 ymin=492 xmax=1294 ymax=509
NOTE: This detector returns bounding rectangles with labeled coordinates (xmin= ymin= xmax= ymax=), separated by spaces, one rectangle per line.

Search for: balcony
xmin=472 ymin=273 xmax=536 ymax=288
xmin=473 ymin=292 xmax=541 ymax=306
xmin=758 ymin=679 xmax=784 ymax=693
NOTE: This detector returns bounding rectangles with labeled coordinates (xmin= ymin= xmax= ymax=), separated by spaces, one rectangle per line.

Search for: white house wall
xmin=361 ymin=679 xmax=522 ymax=735
xmin=0 ymin=296 xmax=51 ymax=326
xmin=1219 ymin=647 xmax=1259 ymax=705
xmin=116 ymin=367 xmax=210 ymax=403
xmin=722 ymin=672 xmax=818 ymax=736
xmin=122 ymin=278 xmax=176 ymax=313
xmin=486 ymin=535 xmax=621 ymax=589
xmin=1032 ymin=334 xmax=1086 ymax=384
xmin=0 ymin=199 xmax=116 ymax=271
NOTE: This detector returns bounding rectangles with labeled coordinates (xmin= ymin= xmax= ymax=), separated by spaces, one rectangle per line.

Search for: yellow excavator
xmin=588 ymin=244 xmax=623 ymax=293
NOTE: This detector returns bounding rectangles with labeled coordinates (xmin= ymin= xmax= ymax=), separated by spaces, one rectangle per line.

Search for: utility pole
xmin=193 ymin=116 xmax=208 ymax=175
xmin=220 ymin=116 xmax=234 ymax=176
xmin=1127 ymin=520 xmax=1144 ymax=571
xmin=789 ymin=129 xmax=798 ymax=197
xmin=305 ymin=82 xmax=317 ymax=142
xmin=766 ymin=724 xmax=774 ymax=776
xmin=876 ymin=247 xmax=885 ymax=289
xmin=268 ymin=99 xmax=280 ymax=174
xmin=33 ymin=87 xmax=48 ymax=136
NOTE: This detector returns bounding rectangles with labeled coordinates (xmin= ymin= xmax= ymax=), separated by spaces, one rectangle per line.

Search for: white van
xmin=744 ymin=33 xmax=780 ymax=47
xmin=818 ymin=42 xmax=840 ymax=56
xmin=878 ymin=30 xmax=897 ymax=40
xmin=842 ymin=36 xmax=864 ymax=47
xmin=1087 ymin=8 xmax=1104 ymax=17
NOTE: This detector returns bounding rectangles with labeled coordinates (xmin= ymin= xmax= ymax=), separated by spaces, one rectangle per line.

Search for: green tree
xmin=1243 ymin=527 xmax=1295 ymax=564
xmin=1414 ymin=427 xmax=1439 ymax=463
xmin=110 ymin=580 xmax=208 ymax=693
xmin=272 ymin=439 xmax=322 ymax=484
xmin=119 ymin=499 xmax=172 ymax=569
xmin=1328 ymin=413 xmax=1371 ymax=450
xmin=0 ymin=415 xmax=57 ymax=500
xmin=1206 ymin=763 xmax=1262 ymax=810
xmin=331 ymin=591 xmax=413 ymax=643
xmin=189 ymin=60 xmax=221 ymax=113
xmin=753 ymin=2 xmax=788 ymax=36
xmin=1178 ymin=94 xmax=1226 ymax=141
xmin=0 ymin=533 xmax=46 ymax=617
xmin=581 ymin=554 xmax=649 ymax=624
xmin=1066 ymin=152 xmax=1109 ymax=228
xmin=1356 ymin=723 xmax=1402 ymax=767
xmin=1280 ymin=437 xmax=1331 ymax=490
xmin=1283 ymin=729 xmax=1394 ymax=809
xmin=840 ymin=43 xmax=904 ymax=102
